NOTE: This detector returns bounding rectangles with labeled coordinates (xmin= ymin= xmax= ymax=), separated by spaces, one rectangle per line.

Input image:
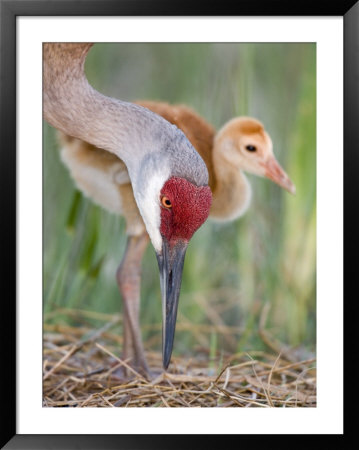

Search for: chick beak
xmin=156 ymin=238 xmax=188 ymax=370
xmin=263 ymin=157 xmax=296 ymax=194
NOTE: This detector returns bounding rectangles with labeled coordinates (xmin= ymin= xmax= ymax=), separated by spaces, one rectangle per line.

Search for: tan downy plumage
xmin=60 ymin=100 xmax=295 ymax=234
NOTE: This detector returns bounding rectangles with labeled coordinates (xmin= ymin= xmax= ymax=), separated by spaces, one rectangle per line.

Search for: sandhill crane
xmin=43 ymin=44 xmax=212 ymax=374
xmin=57 ymin=99 xmax=295 ymax=375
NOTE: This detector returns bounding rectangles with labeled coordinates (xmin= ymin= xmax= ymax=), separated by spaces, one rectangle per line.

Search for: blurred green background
xmin=43 ymin=43 xmax=316 ymax=358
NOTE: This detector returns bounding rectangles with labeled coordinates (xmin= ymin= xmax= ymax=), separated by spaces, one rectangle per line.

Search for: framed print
xmin=1 ymin=0 xmax=356 ymax=447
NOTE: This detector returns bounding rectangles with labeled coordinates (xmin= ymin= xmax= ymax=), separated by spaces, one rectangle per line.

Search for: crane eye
xmin=245 ymin=145 xmax=257 ymax=152
xmin=161 ymin=196 xmax=172 ymax=209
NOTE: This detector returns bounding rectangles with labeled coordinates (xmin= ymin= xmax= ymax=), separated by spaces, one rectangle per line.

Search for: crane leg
xmin=116 ymin=232 xmax=150 ymax=377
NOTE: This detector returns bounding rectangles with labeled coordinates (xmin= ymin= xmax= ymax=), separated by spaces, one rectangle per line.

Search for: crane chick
xmin=136 ymin=101 xmax=295 ymax=223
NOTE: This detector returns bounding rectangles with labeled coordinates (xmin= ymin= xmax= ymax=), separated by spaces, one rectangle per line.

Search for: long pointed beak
xmin=263 ymin=157 xmax=296 ymax=195
xmin=156 ymin=238 xmax=188 ymax=369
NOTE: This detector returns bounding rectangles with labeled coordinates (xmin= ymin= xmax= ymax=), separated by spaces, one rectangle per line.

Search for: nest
xmin=43 ymin=311 xmax=316 ymax=408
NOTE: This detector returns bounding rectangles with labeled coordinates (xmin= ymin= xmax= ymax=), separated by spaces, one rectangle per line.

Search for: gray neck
xmin=43 ymin=43 xmax=208 ymax=186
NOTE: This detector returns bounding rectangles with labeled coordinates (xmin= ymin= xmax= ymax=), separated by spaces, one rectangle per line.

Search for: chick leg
xmin=116 ymin=232 xmax=150 ymax=376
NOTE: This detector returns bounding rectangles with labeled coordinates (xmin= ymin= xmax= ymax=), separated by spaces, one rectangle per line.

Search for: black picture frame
xmin=1 ymin=0 xmax=356 ymax=447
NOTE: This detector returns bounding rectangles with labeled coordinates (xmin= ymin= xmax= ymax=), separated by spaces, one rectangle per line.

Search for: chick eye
xmin=161 ymin=196 xmax=172 ymax=209
xmin=245 ymin=145 xmax=257 ymax=152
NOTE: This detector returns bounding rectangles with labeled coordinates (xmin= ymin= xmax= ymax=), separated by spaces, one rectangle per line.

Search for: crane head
xmin=156 ymin=177 xmax=212 ymax=368
xmin=216 ymin=117 xmax=296 ymax=194
xmin=134 ymin=166 xmax=212 ymax=369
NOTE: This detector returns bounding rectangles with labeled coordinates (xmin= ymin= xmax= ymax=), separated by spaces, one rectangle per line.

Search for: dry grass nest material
xmin=43 ymin=315 xmax=316 ymax=408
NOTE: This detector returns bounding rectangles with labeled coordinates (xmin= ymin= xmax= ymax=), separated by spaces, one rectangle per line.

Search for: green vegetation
xmin=43 ymin=43 xmax=316 ymax=358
